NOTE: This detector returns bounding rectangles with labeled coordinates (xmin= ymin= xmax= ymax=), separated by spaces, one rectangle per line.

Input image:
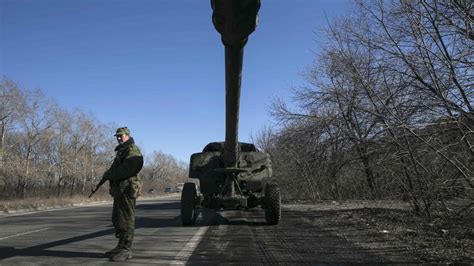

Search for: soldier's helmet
xmin=114 ymin=127 xmax=130 ymax=136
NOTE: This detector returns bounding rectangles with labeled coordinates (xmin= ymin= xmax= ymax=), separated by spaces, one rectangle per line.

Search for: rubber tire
xmin=264 ymin=183 xmax=281 ymax=225
xmin=181 ymin=182 xmax=197 ymax=226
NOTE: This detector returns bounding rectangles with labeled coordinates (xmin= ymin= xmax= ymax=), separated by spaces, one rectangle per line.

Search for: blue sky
xmin=1 ymin=0 xmax=353 ymax=162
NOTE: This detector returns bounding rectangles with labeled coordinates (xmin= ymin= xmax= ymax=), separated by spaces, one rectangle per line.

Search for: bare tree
xmin=0 ymin=79 xmax=24 ymax=174
xmin=354 ymin=0 xmax=473 ymax=215
xmin=10 ymin=89 xmax=55 ymax=198
xmin=141 ymin=150 xmax=188 ymax=192
xmin=264 ymin=0 xmax=472 ymax=218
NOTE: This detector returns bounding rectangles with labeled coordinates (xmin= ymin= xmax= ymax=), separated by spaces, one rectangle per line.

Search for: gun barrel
xmin=224 ymin=46 xmax=243 ymax=167
xmin=88 ymin=178 xmax=107 ymax=198
xmin=211 ymin=0 xmax=260 ymax=168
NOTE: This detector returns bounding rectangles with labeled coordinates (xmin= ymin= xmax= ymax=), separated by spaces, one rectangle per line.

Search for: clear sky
xmin=1 ymin=0 xmax=353 ymax=162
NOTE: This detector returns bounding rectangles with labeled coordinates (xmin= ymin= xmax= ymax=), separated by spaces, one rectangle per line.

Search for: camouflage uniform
xmin=103 ymin=127 xmax=143 ymax=261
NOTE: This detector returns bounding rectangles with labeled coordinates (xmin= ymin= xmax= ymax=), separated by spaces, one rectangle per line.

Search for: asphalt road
xmin=0 ymin=196 xmax=420 ymax=265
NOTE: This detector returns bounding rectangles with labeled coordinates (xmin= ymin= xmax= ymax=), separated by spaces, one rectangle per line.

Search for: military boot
xmin=110 ymin=241 xmax=133 ymax=262
xmin=104 ymin=239 xmax=124 ymax=257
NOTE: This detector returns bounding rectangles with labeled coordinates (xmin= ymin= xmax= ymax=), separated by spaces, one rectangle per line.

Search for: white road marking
xmin=171 ymin=226 xmax=209 ymax=264
xmin=0 ymin=227 xmax=50 ymax=241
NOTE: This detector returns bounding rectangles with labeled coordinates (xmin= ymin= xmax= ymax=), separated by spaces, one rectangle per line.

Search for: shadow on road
xmin=220 ymin=219 xmax=267 ymax=226
xmin=136 ymin=216 xmax=180 ymax=228
xmin=189 ymin=208 xmax=423 ymax=264
xmin=0 ymin=228 xmax=114 ymax=260
xmin=197 ymin=208 xmax=268 ymax=226
xmin=135 ymin=201 xmax=182 ymax=228
xmin=0 ymin=200 xmax=183 ymax=261
xmin=136 ymin=201 xmax=180 ymax=211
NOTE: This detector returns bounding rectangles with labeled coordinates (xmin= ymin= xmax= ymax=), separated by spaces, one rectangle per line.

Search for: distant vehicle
xmin=164 ymin=187 xmax=172 ymax=193
xmin=176 ymin=183 xmax=184 ymax=193
xmin=147 ymin=188 xmax=156 ymax=194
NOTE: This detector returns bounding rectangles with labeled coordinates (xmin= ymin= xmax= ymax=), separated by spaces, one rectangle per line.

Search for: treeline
xmin=0 ymin=79 xmax=187 ymax=200
xmin=141 ymin=150 xmax=189 ymax=193
xmin=257 ymin=0 xmax=472 ymax=217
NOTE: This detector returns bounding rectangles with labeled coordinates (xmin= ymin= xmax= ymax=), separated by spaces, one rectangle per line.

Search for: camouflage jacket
xmin=104 ymin=137 xmax=144 ymax=197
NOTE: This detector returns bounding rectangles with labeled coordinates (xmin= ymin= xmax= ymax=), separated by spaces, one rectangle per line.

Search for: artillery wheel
xmin=264 ymin=182 xmax=281 ymax=225
xmin=181 ymin=182 xmax=197 ymax=226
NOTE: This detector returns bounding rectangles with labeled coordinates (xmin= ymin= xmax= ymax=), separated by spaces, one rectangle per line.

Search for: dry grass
xmin=0 ymin=192 xmax=172 ymax=214
xmin=287 ymin=200 xmax=474 ymax=263
xmin=352 ymin=205 xmax=474 ymax=263
xmin=0 ymin=194 xmax=112 ymax=214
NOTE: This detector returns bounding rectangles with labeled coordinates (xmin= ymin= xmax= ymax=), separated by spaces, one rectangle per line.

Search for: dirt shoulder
xmin=285 ymin=200 xmax=473 ymax=264
xmin=0 ymin=193 xmax=179 ymax=215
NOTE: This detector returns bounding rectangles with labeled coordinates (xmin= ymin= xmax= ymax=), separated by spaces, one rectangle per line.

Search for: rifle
xmin=89 ymin=177 xmax=107 ymax=198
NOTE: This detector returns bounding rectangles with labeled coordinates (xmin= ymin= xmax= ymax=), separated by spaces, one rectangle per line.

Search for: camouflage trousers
xmin=112 ymin=194 xmax=136 ymax=243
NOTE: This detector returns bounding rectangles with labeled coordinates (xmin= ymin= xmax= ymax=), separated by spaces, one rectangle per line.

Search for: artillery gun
xmin=180 ymin=0 xmax=281 ymax=225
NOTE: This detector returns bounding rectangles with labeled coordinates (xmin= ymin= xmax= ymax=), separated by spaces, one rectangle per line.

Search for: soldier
xmin=102 ymin=127 xmax=143 ymax=262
